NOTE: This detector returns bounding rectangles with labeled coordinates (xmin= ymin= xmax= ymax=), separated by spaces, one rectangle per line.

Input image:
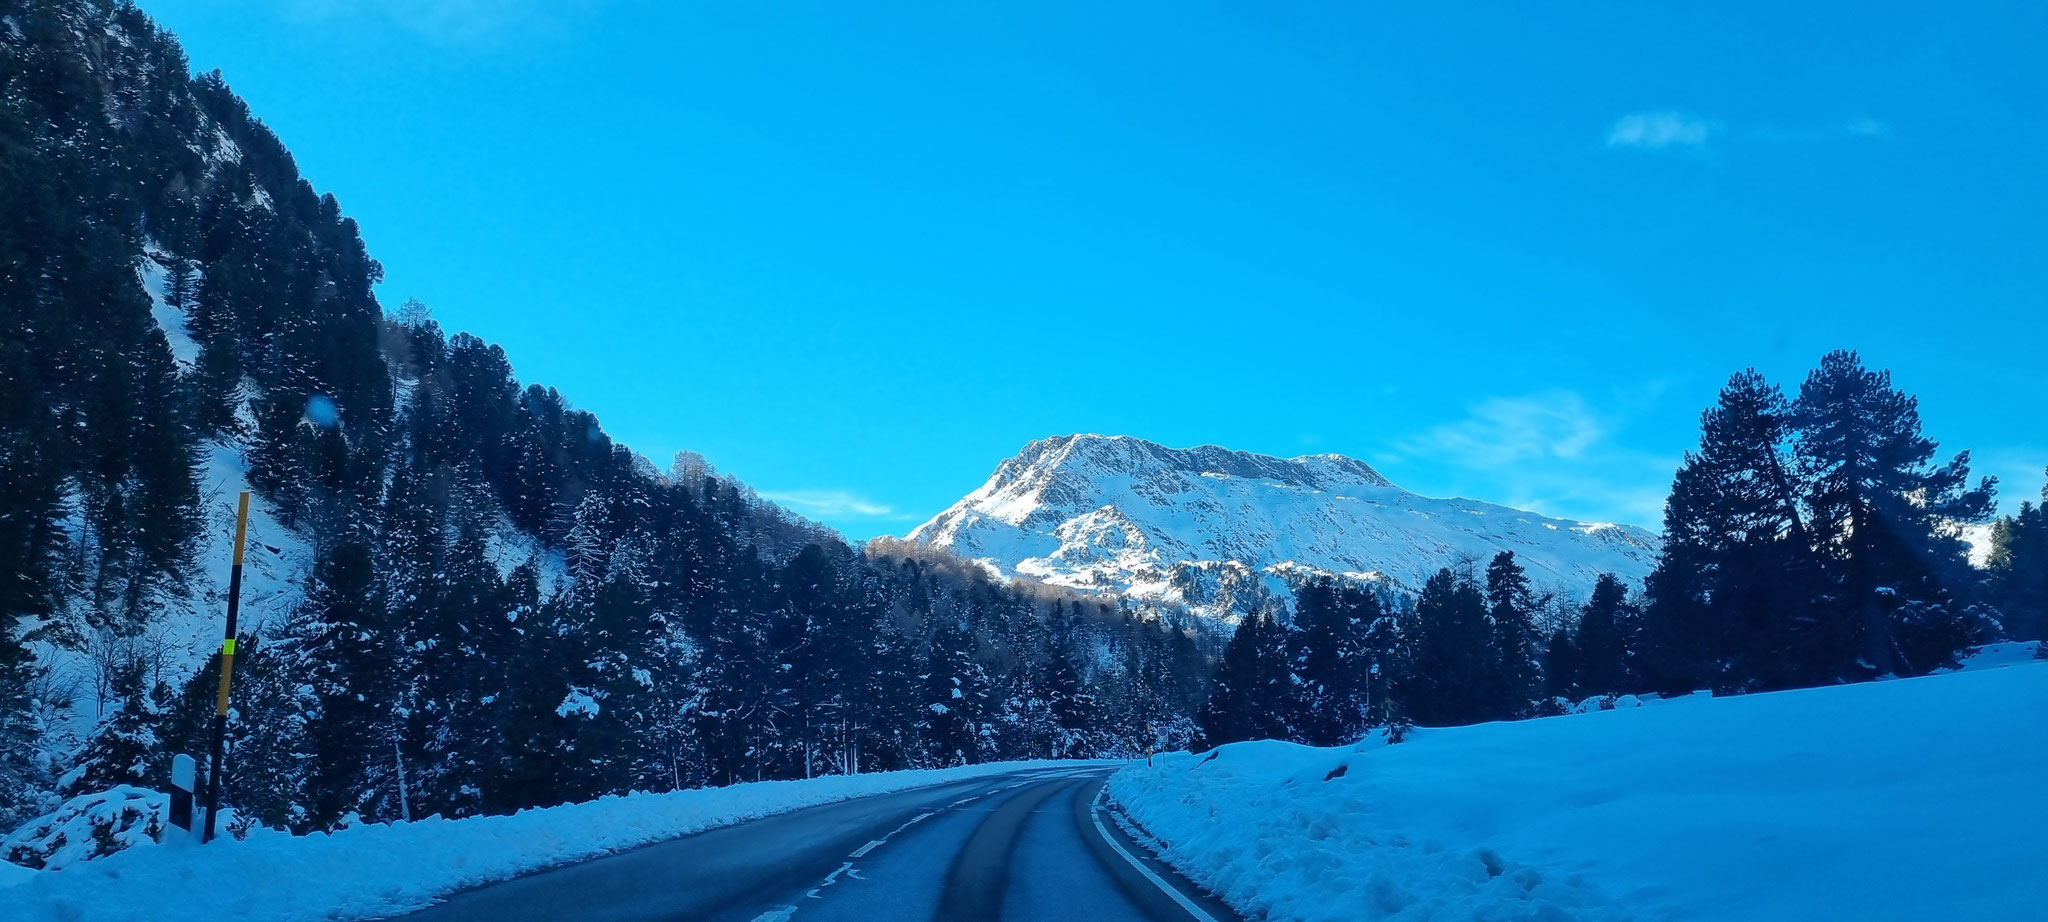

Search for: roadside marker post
xmin=169 ymin=753 xmax=197 ymax=837
xmin=202 ymin=491 xmax=251 ymax=844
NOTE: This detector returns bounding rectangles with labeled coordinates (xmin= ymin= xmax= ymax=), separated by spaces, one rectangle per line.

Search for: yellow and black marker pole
xmin=202 ymin=491 xmax=251 ymax=844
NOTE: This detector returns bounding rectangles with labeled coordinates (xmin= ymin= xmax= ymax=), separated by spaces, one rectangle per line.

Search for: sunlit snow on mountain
xmin=910 ymin=434 xmax=1661 ymax=621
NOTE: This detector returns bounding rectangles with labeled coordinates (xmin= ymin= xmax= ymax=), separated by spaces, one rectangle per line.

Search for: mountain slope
xmin=910 ymin=434 xmax=1660 ymax=618
xmin=1 ymin=0 xmax=1208 ymax=834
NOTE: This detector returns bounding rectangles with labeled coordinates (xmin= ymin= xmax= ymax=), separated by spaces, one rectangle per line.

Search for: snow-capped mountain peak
xmin=908 ymin=434 xmax=1660 ymax=619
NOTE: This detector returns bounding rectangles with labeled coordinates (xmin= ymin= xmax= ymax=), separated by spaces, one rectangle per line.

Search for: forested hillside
xmin=0 ymin=0 xmax=1206 ymax=835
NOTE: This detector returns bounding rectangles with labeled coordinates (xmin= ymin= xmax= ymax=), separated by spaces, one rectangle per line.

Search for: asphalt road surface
xmin=398 ymin=766 xmax=1241 ymax=922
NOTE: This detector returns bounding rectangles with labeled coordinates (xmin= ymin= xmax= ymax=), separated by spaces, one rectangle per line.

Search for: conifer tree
xmin=1197 ymin=611 xmax=1292 ymax=747
xmin=1575 ymin=573 xmax=1633 ymax=696
xmin=1642 ymin=370 xmax=1820 ymax=693
xmin=1542 ymin=625 xmax=1579 ymax=704
xmin=1484 ymin=552 xmax=1541 ymax=720
xmin=1291 ymin=579 xmax=1377 ymax=745
xmin=1043 ymin=646 xmax=1099 ymax=759
xmin=1401 ymin=568 xmax=1493 ymax=726
xmin=286 ymin=540 xmax=388 ymax=828
xmin=920 ymin=618 xmax=986 ymax=767
xmin=1986 ymin=474 xmax=2047 ymax=641
xmin=0 ymin=615 xmax=45 ymax=827
xmin=1792 ymin=351 xmax=1995 ymax=676
xmin=65 ymin=661 xmax=160 ymax=795
xmin=486 ymin=561 xmax=571 ymax=813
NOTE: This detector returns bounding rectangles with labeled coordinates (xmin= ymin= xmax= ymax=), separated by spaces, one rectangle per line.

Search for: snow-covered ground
xmin=1107 ymin=652 xmax=2048 ymax=922
xmin=0 ymin=760 xmax=1092 ymax=922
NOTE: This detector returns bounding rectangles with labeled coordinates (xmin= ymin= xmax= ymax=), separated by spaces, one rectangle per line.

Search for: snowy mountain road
xmin=396 ymin=766 xmax=1239 ymax=922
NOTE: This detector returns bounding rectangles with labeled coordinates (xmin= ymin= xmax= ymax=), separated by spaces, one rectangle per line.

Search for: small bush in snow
xmin=2 ymin=786 xmax=166 ymax=870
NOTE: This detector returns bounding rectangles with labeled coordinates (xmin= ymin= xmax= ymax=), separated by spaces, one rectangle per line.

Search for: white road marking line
xmin=803 ymin=861 xmax=858 ymax=900
xmin=1089 ymin=790 xmax=1222 ymax=922
xmin=753 ymin=777 xmax=1094 ymax=922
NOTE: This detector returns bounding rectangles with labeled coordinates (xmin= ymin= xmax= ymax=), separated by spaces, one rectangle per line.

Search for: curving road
xmin=397 ymin=766 xmax=1239 ymax=922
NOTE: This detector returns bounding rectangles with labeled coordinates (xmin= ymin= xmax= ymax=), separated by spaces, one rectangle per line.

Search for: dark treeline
xmin=1196 ymin=552 xmax=1621 ymax=747
xmin=1197 ymin=353 xmax=2043 ymax=751
xmin=1 ymin=1 xmax=1205 ymax=836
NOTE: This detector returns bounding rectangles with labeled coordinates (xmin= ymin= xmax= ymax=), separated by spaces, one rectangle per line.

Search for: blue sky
xmin=145 ymin=0 xmax=2046 ymax=537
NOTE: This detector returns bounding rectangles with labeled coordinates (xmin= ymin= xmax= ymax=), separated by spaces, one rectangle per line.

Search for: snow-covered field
xmin=0 ymin=760 xmax=1089 ymax=922
xmin=1107 ymin=652 xmax=2048 ymax=922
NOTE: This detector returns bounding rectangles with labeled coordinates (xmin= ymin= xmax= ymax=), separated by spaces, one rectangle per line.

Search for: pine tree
xmin=1642 ymin=370 xmax=1821 ymax=693
xmin=285 ymin=540 xmax=388 ymax=828
xmin=1290 ymin=579 xmax=1376 ymax=745
xmin=1196 ymin=610 xmax=1293 ymax=748
xmin=920 ymin=618 xmax=987 ymax=767
xmin=1043 ymin=646 xmax=1099 ymax=759
xmin=1986 ymin=475 xmax=2047 ymax=641
xmin=65 ymin=660 xmax=161 ymax=795
xmin=564 ymin=495 xmax=615 ymax=599
xmin=1401 ymin=568 xmax=1493 ymax=727
xmin=1542 ymin=625 xmax=1579 ymax=704
xmin=1575 ymin=573 xmax=1633 ymax=696
xmin=1483 ymin=552 xmax=1541 ymax=720
xmin=1793 ymin=351 xmax=1996 ymax=676
xmin=0 ymin=615 xmax=46 ymax=827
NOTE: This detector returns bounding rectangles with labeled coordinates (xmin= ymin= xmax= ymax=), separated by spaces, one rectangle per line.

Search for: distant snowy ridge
xmin=909 ymin=434 xmax=1660 ymax=620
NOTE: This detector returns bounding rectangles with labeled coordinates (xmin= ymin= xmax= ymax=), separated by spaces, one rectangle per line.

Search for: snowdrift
xmin=1107 ymin=656 xmax=2048 ymax=922
xmin=0 ymin=760 xmax=1086 ymax=922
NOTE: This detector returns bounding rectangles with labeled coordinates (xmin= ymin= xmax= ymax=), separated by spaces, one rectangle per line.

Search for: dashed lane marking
xmin=778 ymin=781 xmax=1020 ymax=920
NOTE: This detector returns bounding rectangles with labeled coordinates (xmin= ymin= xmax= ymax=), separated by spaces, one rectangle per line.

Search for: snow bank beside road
xmin=1 ymin=760 xmax=1088 ymax=922
xmin=1108 ymin=660 xmax=2048 ymax=922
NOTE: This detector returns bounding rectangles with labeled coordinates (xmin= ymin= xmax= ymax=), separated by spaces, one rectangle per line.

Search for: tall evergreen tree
xmin=1398 ymin=568 xmax=1493 ymax=727
xmin=1575 ymin=573 xmax=1634 ymax=696
xmin=1196 ymin=612 xmax=1288 ymax=747
xmin=1542 ymin=625 xmax=1579 ymax=704
xmin=1290 ymin=579 xmax=1380 ymax=745
xmin=1642 ymin=370 xmax=1822 ymax=693
xmin=284 ymin=540 xmax=389 ymax=828
xmin=64 ymin=661 xmax=160 ymax=795
xmin=1985 ymin=474 xmax=2047 ymax=641
xmin=1483 ymin=552 xmax=1541 ymax=720
xmin=0 ymin=616 xmax=45 ymax=827
xmin=1792 ymin=351 xmax=1996 ymax=676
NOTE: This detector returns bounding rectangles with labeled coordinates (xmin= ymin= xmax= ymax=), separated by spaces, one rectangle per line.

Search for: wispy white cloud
xmin=1606 ymin=111 xmax=1719 ymax=150
xmin=1398 ymin=390 xmax=1608 ymax=466
xmin=1608 ymin=111 xmax=1895 ymax=152
xmin=1748 ymin=117 xmax=1895 ymax=143
xmin=1386 ymin=389 xmax=1680 ymax=528
xmin=759 ymin=489 xmax=912 ymax=521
